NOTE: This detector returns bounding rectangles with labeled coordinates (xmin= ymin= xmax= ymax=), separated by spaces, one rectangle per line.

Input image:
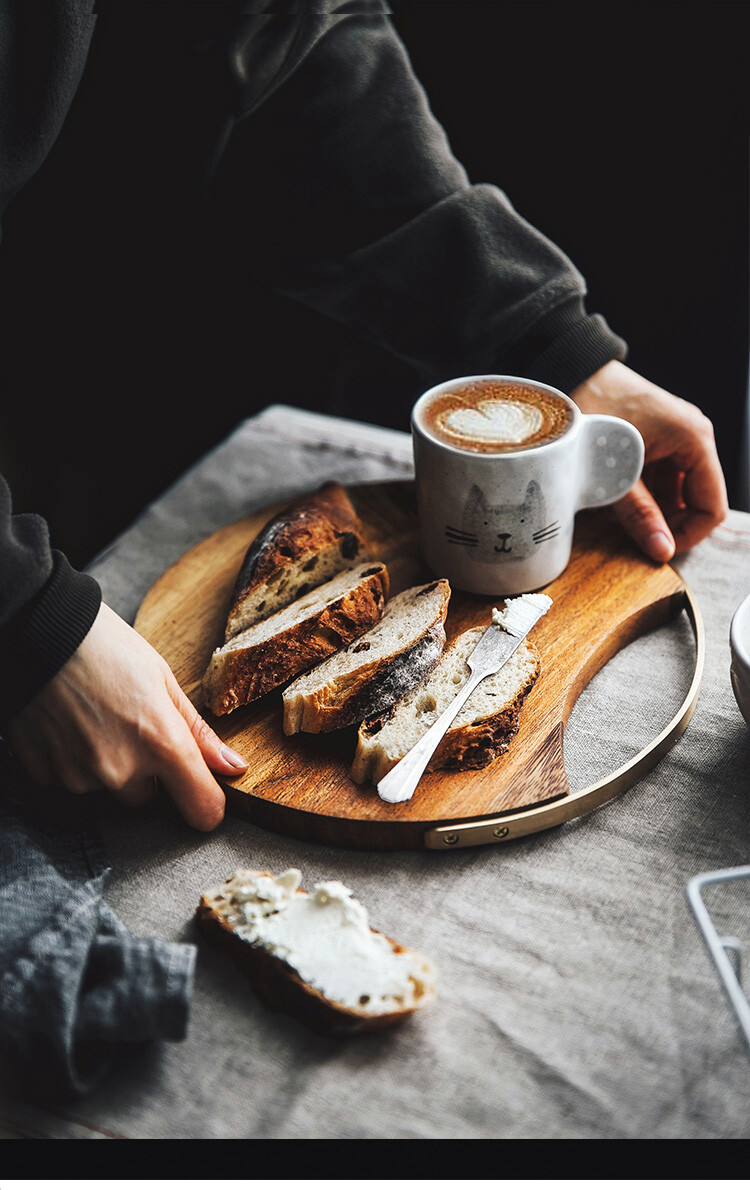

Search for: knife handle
xmin=376 ymin=666 xmax=490 ymax=804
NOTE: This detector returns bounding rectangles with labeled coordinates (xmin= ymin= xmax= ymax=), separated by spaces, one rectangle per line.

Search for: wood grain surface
xmin=134 ymin=481 xmax=687 ymax=849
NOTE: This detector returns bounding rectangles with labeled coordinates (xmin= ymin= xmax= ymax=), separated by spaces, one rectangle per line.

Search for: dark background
xmin=391 ymin=0 xmax=749 ymax=511
xmin=1 ymin=1 xmax=747 ymax=569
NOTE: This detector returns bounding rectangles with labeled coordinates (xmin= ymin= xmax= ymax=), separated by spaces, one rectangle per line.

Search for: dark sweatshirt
xmin=0 ymin=0 xmax=626 ymax=725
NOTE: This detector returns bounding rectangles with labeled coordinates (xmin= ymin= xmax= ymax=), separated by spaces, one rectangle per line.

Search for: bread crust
xmin=282 ymin=579 xmax=452 ymax=734
xmin=196 ymin=876 xmax=433 ymax=1036
xmin=202 ymin=564 xmax=389 ymax=715
xmin=284 ymin=621 xmax=447 ymax=735
xmin=351 ymin=640 xmax=540 ymax=785
xmin=225 ymin=482 xmax=368 ymax=639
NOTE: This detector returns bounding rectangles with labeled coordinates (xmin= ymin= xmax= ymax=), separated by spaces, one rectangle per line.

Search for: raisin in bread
xmin=282 ymin=579 xmax=451 ymax=735
xmin=202 ymin=562 xmax=388 ymax=716
xmin=351 ymin=625 xmax=540 ymax=784
xmin=196 ymin=868 xmax=436 ymax=1036
xmin=224 ymin=482 xmax=368 ymax=641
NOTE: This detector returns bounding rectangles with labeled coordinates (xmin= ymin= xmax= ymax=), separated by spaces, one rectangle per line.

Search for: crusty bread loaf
xmin=351 ymin=626 xmax=540 ymax=785
xmin=196 ymin=868 xmax=436 ymax=1036
xmin=202 ymin=562 xmax=389 ymax=715
xmin=282 ymin=578 xmax=451 ymax=735
xmin=224 ymin=482 xmax=369 ymax=641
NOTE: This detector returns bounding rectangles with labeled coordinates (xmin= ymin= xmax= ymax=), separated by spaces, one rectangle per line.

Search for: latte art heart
xmin=419 ymin=379 xmax=574 ymax=453
xmin=442 ymin=400 xmax=543 ymax=445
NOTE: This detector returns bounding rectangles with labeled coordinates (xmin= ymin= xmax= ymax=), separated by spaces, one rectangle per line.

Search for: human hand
xmin=3 ymin=603 xmax=247 ymax=831
xmin=571 ymin=360 xmax=728 ymax=561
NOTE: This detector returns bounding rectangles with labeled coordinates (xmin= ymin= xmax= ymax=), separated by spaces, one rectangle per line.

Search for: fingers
xmin=638 ymin=454 xmax=727 ymax=557
xmin=614 ymin=445 xmax=728 ymax=561
xmin=4 ymin=605 xmax=247 ymax=832
xmin=151 ymin=717 xmax=228 ymax=832
xmin=672 ymin=429 xmax=729 ymax=553
xmin=572 ymin=361 xmax=729 ymax=557
xmin=167 ymin=675 xmax=249 ymax=775
xmin=146 ymin=673 xmax=250 ymax=832
xmin=612 ymin=480 xmax=676 ymax=562
xmin=639 ymin=427 xmax=728 ymax=555
xmin=641 ymin=460 xmax=686 ymax=522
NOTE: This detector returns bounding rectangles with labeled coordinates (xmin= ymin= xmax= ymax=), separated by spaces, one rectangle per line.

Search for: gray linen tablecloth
xmin=2 ymin=403 xmax=750 ymax=1141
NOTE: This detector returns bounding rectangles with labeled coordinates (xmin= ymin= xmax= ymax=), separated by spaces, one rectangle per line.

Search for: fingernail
xmin=646 ymin=530 xmax=675 ymax=561
xmin=220 ymin=744 xmax=248 ymax=769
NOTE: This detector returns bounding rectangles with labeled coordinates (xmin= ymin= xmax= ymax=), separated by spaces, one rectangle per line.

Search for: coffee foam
xmin=443 ymin=400 xmax=543 ymax=444
xmin=419 ymin=379 xmax=573 ymax=454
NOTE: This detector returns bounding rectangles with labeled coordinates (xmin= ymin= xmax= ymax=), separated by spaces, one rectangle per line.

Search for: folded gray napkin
xmin=0 ymin=743 xmax=195 ymax=1101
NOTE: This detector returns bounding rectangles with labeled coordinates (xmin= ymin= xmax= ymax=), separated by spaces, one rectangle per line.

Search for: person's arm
xmin=212 ymin=1 xmax=626 ymax=399
xmin=0 ymin=2 xmax=247 ymax=826
xmin=3 ymin=602 xmax=247 ymax=831
xmin=0 ymin=473 xmax=246 ymax=830
xmin=210 ymin=1 xmax=726 ymax=554
xmin=0 ymin=473 xmax=101 ymax=720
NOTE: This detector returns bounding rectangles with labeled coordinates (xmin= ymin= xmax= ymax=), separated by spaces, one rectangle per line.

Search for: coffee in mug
xmin=417 ymin=377 xmax=573 ymax=454
xmin=412 ymin=374 xmax=645 ymax=596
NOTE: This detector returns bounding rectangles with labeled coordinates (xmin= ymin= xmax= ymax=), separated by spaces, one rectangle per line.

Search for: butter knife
xmin=376 ymin=593 xmax=552 ymax=805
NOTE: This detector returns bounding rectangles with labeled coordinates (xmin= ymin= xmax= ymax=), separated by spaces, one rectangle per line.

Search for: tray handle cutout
xmin=424 ymin=580 xmax=704 ymax=849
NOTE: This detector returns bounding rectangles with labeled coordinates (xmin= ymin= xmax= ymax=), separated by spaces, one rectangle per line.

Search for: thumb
xmin=167 ymin=673 xmax=249 ymax=775
xmin=612 ymin=479 xmax=676 ymax=563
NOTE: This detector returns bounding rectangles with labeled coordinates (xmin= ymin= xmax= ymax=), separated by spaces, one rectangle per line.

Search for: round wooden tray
xmin=134 ymin=481 xmax=703 ymax=850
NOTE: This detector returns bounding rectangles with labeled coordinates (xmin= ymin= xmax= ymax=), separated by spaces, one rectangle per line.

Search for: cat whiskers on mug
xmin=445 ymin=525 xmax=478 ymax=548
xmin=532 ymin=520 xmax=561 ymax=544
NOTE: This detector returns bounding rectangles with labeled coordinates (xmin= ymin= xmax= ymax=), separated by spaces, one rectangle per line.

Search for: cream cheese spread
xmin=207 ymin=869 xmax=435 ymax=1014
xmin=492 ymin=592 xmax=553 ymax=636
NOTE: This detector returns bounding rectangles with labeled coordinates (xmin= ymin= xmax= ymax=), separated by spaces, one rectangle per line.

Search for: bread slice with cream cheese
xmin=351 ymin=625 xmax=540 ymax=785
xmin=196 ymin=868 xmax=436 ymax=1035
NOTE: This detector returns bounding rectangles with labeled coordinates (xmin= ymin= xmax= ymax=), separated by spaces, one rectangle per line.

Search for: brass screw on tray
xmin=442 ymin=825 xmax=509 ymax=846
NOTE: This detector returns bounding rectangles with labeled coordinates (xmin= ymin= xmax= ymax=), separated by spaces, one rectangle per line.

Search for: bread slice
xmin=282 ymin=578 xmax=451 ymax=735
xmin=351 ymin=625 xmax=540 ymax=785
xmin=202 ymin=562 xmax=389 ymax=715
xmin=224 ymin=482 xmax=368 ymax=641
xmin=195 ymin=868 xmax=436 ymax=1036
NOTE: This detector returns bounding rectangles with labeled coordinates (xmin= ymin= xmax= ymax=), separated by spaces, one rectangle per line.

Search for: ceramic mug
xmin=411 ymin=374 xmax=645 ymax=596
xmin=730 ymin=591 xmax=750 ymax=728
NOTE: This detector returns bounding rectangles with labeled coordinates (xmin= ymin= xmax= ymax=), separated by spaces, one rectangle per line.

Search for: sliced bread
xmin=224 ymin=482 xmax=368 ymax=641
xmin=195 ymin=868 xmax=436 ymax=1036
xmin=282 ymin=578 xmax=451 ymax=735
xmin=202 ymin=562 xmax=389 ymax=715
xmin=351 ymin=625 xmax=540 ymax=785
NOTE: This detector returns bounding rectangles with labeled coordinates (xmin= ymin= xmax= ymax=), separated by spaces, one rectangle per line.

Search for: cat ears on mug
xmin=464 ymin=480 xmax=542 ymax=519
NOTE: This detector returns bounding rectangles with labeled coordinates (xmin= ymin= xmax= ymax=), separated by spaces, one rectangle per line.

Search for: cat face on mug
xmin=446 ymin=480 xmax=560 ymax=561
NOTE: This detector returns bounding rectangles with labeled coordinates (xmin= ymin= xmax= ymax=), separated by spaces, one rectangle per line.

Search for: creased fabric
xmin=0 ymin=745 xmax=195 ymax=1101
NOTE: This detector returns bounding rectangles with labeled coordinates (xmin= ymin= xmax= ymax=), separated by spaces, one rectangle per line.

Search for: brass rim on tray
xmin=424 ymin=578 xmax=704 ymax=849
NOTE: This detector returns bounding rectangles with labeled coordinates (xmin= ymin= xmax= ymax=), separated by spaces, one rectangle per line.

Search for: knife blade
xmin=376 ymin=593 xmax=552 ymax=804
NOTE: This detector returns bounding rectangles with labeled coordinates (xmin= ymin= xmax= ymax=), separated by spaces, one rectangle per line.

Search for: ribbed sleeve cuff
xmin=0 ymin=551 xmax=101 ymax=724
xmin=499 ymin=296 xmax=628 ymax=396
